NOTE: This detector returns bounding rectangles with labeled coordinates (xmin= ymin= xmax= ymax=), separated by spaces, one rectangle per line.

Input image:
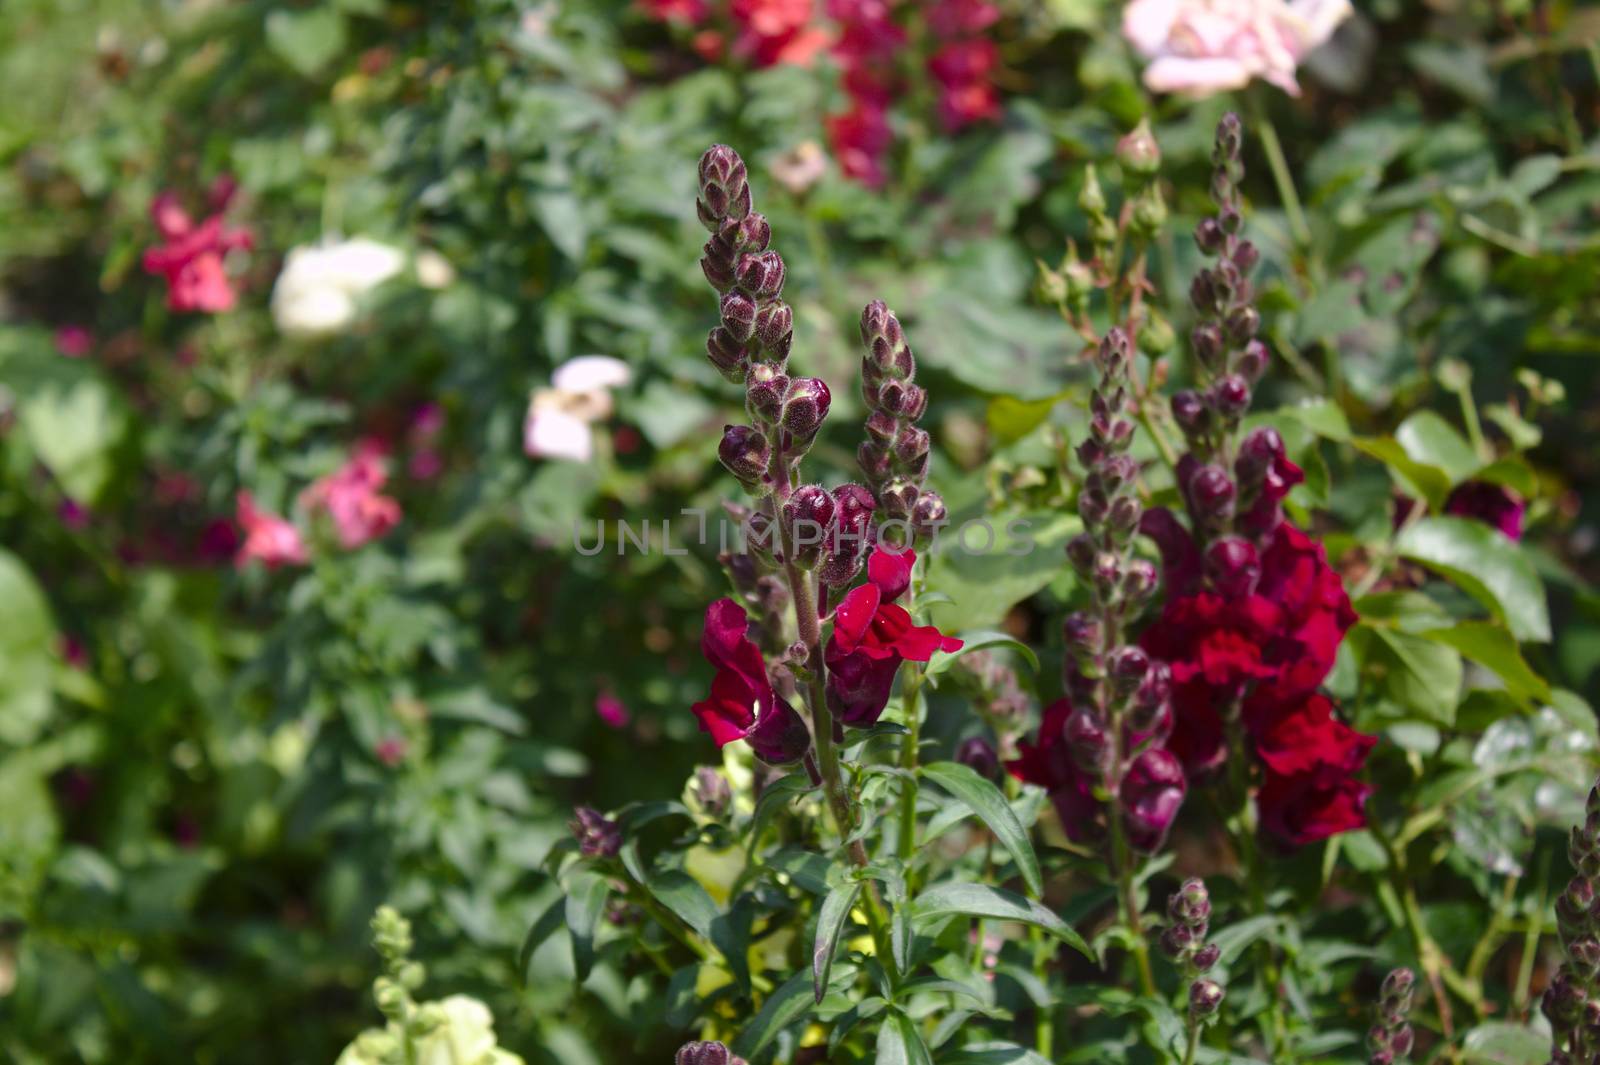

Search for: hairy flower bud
xmin=782 ymin=377 xmax=831 ymax=440
xmin=818 ymin=484 xmax=876 ymax=587
xmin=957 ymin=736 xmax=1000 ymax=779
xmin=698 ymin=145 xmax=751 ymax=230
xmin=1062 ymin=611 xmax=1104 ymax=660
xmin=755 ymin=301 xmax=793 ymax=358
xmin=718 ymin=425 xmax=770 ymax=489
xmin=1063 ymin=706 xmax=1109 ymax=776
xmin=783 ymin=484 xmax=835 ymax=568
xmin=745 ymin=365 xmax=789 ymax=424
xmin=1186 ymin=464 xmax=1237 ymax=526
xmin=1123 ymin=558 xmax=1159 ymax=602
xmin=1121 ymin=748 xmax=1185 ymax=851
xmin=687 ymin=766 xmax=732 ymax=819
xmin=1160 ymin=923 xmax=1193 ymax=959
xmin=720 ymin=290 xmax=757 ymax=342
xmin=1194 ymin=217 xmax=1225 ymax=256
xmin=706 ymin=326 xmax=746 ymax=381
xmin=1236 ymin=338 xmax=1268 ymax=383
xmin=1140 ymin=312 xmax=1176 ymax=357
xmin=1205 ymin=536 xmax=1260 ymax=598
xmin=1108 ymin=645 xmax=1150 ymax=691
xmin=570 ymin=806 xmax=621 ymax=859
xmin=1232 ymin=239 xmax=1260 ymax=273
xmin=910 ymin=490 xmax=947 ymax=543
xmin=1236 ymin=426 xmax=1286 ymax=480
xmin=1192 ymin=942 xmax=1221 ymax=972
xmin=1189 ymin=980 xmax=1225 ymax=1019
xmin=1191 ymin=322 xmax=1224 ymax=369
xmin=1169 ymin=878 xmax=1212 ymax=928
xmin=677 ymin=1040 xmax=744 ymax=1065
xmin=1226 ymin=305 xmax=1261 ymax=344
xmin=736 ymin=250 xmax=785 ymax=299
xmin=879 ymin=478 xmax=919 ymax=523
xmin=1171 ymin=390 xmax=1210 ymax=438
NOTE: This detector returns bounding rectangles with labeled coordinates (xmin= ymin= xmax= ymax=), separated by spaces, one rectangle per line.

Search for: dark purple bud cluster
xmin=856 ymin=300 xmax=943 ymax=546
xmin=1175 ymin=114 xmax=1268 ymax=479
xmin=676 ymin=1041 xmax=747 ymax=1065
xmin=569 ymin=806 xmax=621 ymax=859
xmin=698 ymin=145 xmax=829 ymax=497
xmin=956 ymin=736 xmax=1000 ymax=780
xmin=1159 ymin=879 xmax=1225 ymax=1024
xmin=1367 ymin=968 xmax=1416 ymax=1065
xmin=1547 ymin=778 xmax=1600 ymax=1062
xmin=779 ymin=481 xmax=876 ymax=584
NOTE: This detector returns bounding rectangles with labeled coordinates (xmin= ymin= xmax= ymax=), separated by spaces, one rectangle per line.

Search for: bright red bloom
xmin=927 ymin=39 xmax=1001 ymax=131
xmin=235 ymin=492 xmax=307 ymax=569
xmin=1247 ymin=692 xmax=1375 ymax=779
xmin=1445 ymin=481 xmax=1525 ymax=541
xmin=693 ymin=598 xmax=812 ymax=763
xmin=639 ymin=0 xmax=710 ymax=23
xmin=300 ymin=442 xmax=402 ymax=549
xmin=928 ymin=0 xmax=1000 ymax=35
xmin=824 ymin=547 xmax=961 ymax=726
xmin=1257 ymin=769 xmax=1372 ymax=846
xmin=730 ymin=0 xmax=831 ymax=67
xmin=142 ymin=190 xmax=253 ymax=314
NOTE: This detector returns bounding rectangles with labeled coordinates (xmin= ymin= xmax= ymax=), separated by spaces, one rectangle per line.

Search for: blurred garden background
xmin=1 ymin=0 xmax=1599 ymax=1062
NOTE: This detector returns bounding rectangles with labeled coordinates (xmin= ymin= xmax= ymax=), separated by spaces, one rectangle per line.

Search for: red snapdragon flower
xmin=640 ymin=0 xmax=710 ymax=22
xmin=730 ymin=0 xmax=832 ymax=67
xmin=692 ymin=598 xmax=812 ymax=764
xmin=824 ymin=547 xmax=962 ymax=727
xmin=235 ymin=492 xmax=307 ymax=569
xmin=1444 ymin=481 xmax=1525 ymax=541
xmin=300 ymin=442 xmax=402 ymax=549
xmin=141 ymin=187 xmax=253 ymax=314
xmin=927 ymin=38 xmax=1001 ymax=131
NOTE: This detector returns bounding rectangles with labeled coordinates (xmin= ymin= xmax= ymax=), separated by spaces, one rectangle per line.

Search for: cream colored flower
xmin=523 ymin=356 xmax=633 ymax=463
xmin=272 ymin=238 xmax=407 ymax=336
xmin=1122 ymin=0 xmax=1352 ymax=97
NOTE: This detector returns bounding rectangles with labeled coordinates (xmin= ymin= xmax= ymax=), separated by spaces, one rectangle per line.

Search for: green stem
xmin=1182 ymin=1020 xmax=1201 ymax=1065
xmin=1247 ymin=94 xmax=1311 ymax=253
xmin=896 ymin=574 xmax=924 ymax=864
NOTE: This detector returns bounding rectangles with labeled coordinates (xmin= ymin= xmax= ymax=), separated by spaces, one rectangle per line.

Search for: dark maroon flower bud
xmin=1209 ymin=374 xmax=1251 ymax=420
xmin=1159 ymin=923 xmax=1193 ymax=959
xmin=818 ymin=484 xmax=876 ymax=587
xmin=1098 ymin=327 xmax=1132 ymax=378
xmin=1213 ymin=112 xmax=1243 ymax=163
xmin=1232 ymin=240 xmax=1259 ymax=273
xmin=1108 ymin=645 xmax=1150 ymax=687
xmin=720 ymin=290 xmax=757 ymax=342
xmin=782 ymin=377 xmax=831 ymax=439
xmin=1063 ymin=706 xmax=1109 ymax=776
xmin=885 ymin=382 xmax=927 ymax=421
xmin=755 ymin=300 xmax=793 ymax=355
xmin=1101 ymin=454 xmax=1139 ymax=492
xmin=1065 ymin=533 xmax=1097 ymax=577
xmin=860 ymin=301 xmax=913 ymax=378
xmin=1189 ymin=979 xmax=1224 ymax=1019
xmin=736 ymin=250 xmax=785 ymax=299
xmin=1092 ymin=551 xmax=1121 ymax=597
xmin=736 ymin=211 xmax=771 ymax=251
xmin=677 ymin=1040 xmax=744 ymax=1065
xmin=864 ymin=410 xmax=898 ymax=446
xmin=783 ymin=484 xmax=836 ymax=568
xmin=1171 ymin=390 xmax=1209 ymax=437
xmin=698 ymin=145 xmax=750 ymax=229
xmin=1236 ymin=338 xmax=1268 ymax=382
xmin=857 ymin=441 xmax=894 ymax=488
xmin=701 ymin=239 xmax=737 ymax=290
xmin=1390 ymin=1026 xmax=1414 ymax=1058
xmin=1217 ymin=203 xmax=1243 ymax=236
xmin=706 ymin=326 xmax=746 ymax=380
xmin=569 ymin=806 xmax=621 ymax=859
xmin=1062 ymin=611 xmax=1104 ymax=659
xmin=1191 ymin=943 xmax=1220 ymax=972
xmin=1190 ymin=270 xmax=1220 ymax=315
xmin=1121 ymin=748 xmax=1185 ymax=851
xmin=1134 ymin=660 xmax=1171 ymax=711
xmin=879 ymin=478 xmax=919 ymax=522
xmin=893 ymin=425 xmax=930 ymax=467
xmin=1185 ymin=464 xmax=1236 ymax=526
xmin=1367 ymin=1026 xmax=1392 ymax=1056
xmin=718 ymin=424 xmax=771 ymax=489
xmin=1205 ymin=536 xmax=1260 ymax=598
xmin=1078 ymin=488 xmax=1110 ymax=529
xmin=745 ymin=365 xmax=789 ymax=424
xmin=1236 ymin=426 xmax=1286 ymax=480
xmin=1226 ymin=305 xmax=1261 ymax=343
xmin=1169 ymin=878 xmax=1212 ymax=927
xmin=1108 ymin=495 xmax=1143 ymax=536
xmin=1194 ymin=217 xmax=1225 ymax=256
xmin=957 ymin=736 xmax=1000 ymax=779
xmin=910 ymin=491 xmax=947 ymax=543
xmin=1381 ymin=967 xmax=1416 ymax=1005
xmin=1574 ymin=937 xmax=1600 ymax=976
xmin=1191 ymin=322 xmax=1224 ymax=368
xmin=825 ymin=647 xmax=899 ymax=728
xmin=1123 ymin=558 xmax=1159 ymax=601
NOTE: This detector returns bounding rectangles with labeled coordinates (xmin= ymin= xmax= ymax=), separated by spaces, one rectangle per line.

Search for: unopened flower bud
xmin=1140 ymin=313 xmax=1175 ymax=357
xmin=1092 ymin=551 xmax=1121 ymax=595
xmin=1063 ymin=706 xmax=1109 ymax=776
xmin=1205 ymin=536 xmax=1260 ymax=598
xmin=688 ymin=766 xmax=732 ymax=819
xmin=1171 ymin=390 xmax=1210 ymax=437
xmin=878 ymin=478 xmax=919 ymax=523
xmin=1189 ymin=979 xmax=1224 ymax=1019
xmin=698 ymin=145 xmax=751 ymax=229
xmin=1232 ymin=240 xmax=1260 ymax=273
xmin=1380 ymin=967 xmax=1416 ymax=1005
xmin=1066 ymin=533 xmax=1097 ymax=577
xmin=1108 ymin=495 xmax=1143 ymax=535
xmin=1108 ymin=645 xmax=1150 ymax=688
xmin=957 ymin=736 xmax=1000 ymax=779
xmin=1132 ymin=184 xmax=1168 ymax=235
xmin=783 ymin=484 xmax=836 ymax=568
xmin=720 ymin=291 xmax=757 ymax=342
xmin=1236 ymin=426 xmax=1286 ymax=480
xmin=736 ymin=250 xmax=785 ymax=299
xmin=719 ymin=424 xmax=770 ymax=488
xmin=1191 ymin=322 xmax=1224 ymax=369
xmin=1236 ymin=338 xmax=1268 ymax=382
xmin=677 ymin=1040 xmax=744 ymax=1065
xmin=1190 ymin=270 xmax=1220 ymax=315
xmin=1079 ymin=164 xmax=1107 ymax=216
xmin=706 ymin=326 xmax=746 ymax=380
xmin=893 ymin=425 xmax=930 ymax=467
xmin=1116 ymin=118 xmax=1162 ymax=176
xmin=910 ymin=490 xmax=947 ymax=543
xmin=1169 ymin=878 xmax=1212 ymax=927
xmin=755 ymin=301 xmax=793 ymax=357
xmin=1062 ymin=611 xmax=1104 ymax=659
xmin=1160 ymin=923 xmax=1193 ymax=958
xmin=1186 ymin=464 xmax=1237 ymax=525
xmin=1036 ymin=261 xmax=1068 ymax=305
xmin=1123 ymin=558 xmax=1159 ymax=602
xmin=745 ymin=366 xmax=789 ymax=424
xmin=702 ymin=242 xmax=737 ymax=290
xmin=782 ymin=377 xmax=831 ymax=439
xmin=1226 ymin=305 xmax=1261 ymax=343
xmin=570 ymin=806 xmax=621 ymax=859
xmin=1194 ymin=217 xmax=1225 ymax=256
xmin=1192 ymin=942 xmax=1220 ymax=972
xmin=818 ymin=484 xmax=876 ymax=587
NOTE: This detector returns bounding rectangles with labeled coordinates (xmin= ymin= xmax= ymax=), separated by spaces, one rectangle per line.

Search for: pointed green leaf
xmin=814 ymin=881 xmax=861 ymax=1003
xmin=922 ymin=631 xmax=1040 ymax=679
xmin=732 ymin=970 xmax=814 ymax=1059
xmin=564 ymin=871 xmax=610 ymax=982
xmin=1396 ymin=517 xmax=1550 ymax=642
xmin=910 ymin=883 xmax=1091 ymax=960
xmin=921 ymin=762 xmax=1042 ymax=897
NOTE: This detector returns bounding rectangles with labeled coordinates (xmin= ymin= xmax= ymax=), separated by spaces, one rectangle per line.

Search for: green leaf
xmin=732 ymin=970 xmax=814 ymax=1059
xmin=644 ymin=869 xmax=719 ymax=941
xmin=1419 ymin=622 xmax=1551 ymax=705
xmin=19 ymin=378 xmax=125 ymax=504
xmin=1353 ymin=437 xmax=1452 ymax=511
xmin=939 ymin=1043 xmax=1053 ymax=1065
xmin=1273 ymin=398 xmax=1351 ymax=442
xmin=920 ymin=762 xmax=1043 ymax=897
xmin=1209 ymin=915 xmax=1279 ymax=966
xmin=518 ymin=894 xmax=565 ymax=983
xmin=1461 ymin=1022 xmax=1550 ymax=1064
xmin=1358 ymin=626 xmax=1464 ymax=726
xmin=922 ymin=631 xmax=1040 ymax=679
xmin=925 ymin=509 xmax=1081 ymax=632
xmin=874 ymin=1010 xmax=933 ymax=1065
xmin=1396 ymin=410 xmax=1481 ymax=484
xmin=1472 ymin=457 xmax=1538 ymax=498
xmin=986 ymin=392 xmax=1066 ymax=447
xmin=910 ymin=883 xmax=1091 ymax=960
xmin=0 ymin=550 xmax=55 ymax=747
xmin=264 ymin=8 xmax=348 ymax=78
xmin=813 ymin=881 xmax=861 ymax=1004
xmin=564 ymin=871 xmax=610 ymax=983
xmin=1396 ymin=517 xmax=1551 ymax=642
xmin=749 ymin=772 xmax=816 ymax=844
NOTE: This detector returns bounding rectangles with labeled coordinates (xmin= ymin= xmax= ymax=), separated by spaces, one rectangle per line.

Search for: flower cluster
xmin=1138 ymin=115 xmax=1372 ymax=846
xmin=691 ymin=598 xmax=811 ymax=764
xmin=1122 ymin=0 xmax=1352 ymax=97
xmin=856 ymin=300 xmax=945 ymax=543
xmin=1011 ymin=329 xmax=1184 ymax=853
xmin=1368 ymin=968 xmax=1416 ymax=1065
xmin=301 ymin=442 xmax=403 ymax=550
xmin=1546 ymin=778 xmax=1600 ymax=1063
xmin=568 ymin=806 xmax=623 ymax=859
xmin=271 ymin=237 xmax=406 ymax=337
xmin=523 ymin=355 xmax=634 ymax=464
xmin=1160 ymin=879 xmax=1225 ymax=1030
xmin=142 ymin=180 xmax=253 ymax=314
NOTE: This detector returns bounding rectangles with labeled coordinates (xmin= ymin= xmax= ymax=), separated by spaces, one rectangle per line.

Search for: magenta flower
xmin=141 ymin=189 xmax=253 ymax=314
xmin=691 ymin=599 xmax=811 ymax=765
xmin=235 ymin=492 xmax=307 ymax=569
xmin=1445 ymin=481 xmax=1525 ymax=541
xmin=300 ymin=442 xmax=402 ymax=549
xmin=595 ymin=692 xmax=630 ymax=729
xmin=54 ymin=325 xmax=93 ymax=358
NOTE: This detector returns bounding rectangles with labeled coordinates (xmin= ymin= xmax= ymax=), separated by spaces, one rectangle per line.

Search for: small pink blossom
xmin=1122 ymin=0 xmax=1352 ymax=97
xmin=58 ymin=635 xmax=90 ymax=671
xmin=595 ymin=692 xmax=630 ymax=729
xmin=375 ymin=736 xmax=408 ymax=767
xmin=58 ymin=499 xmax=91 ymax=531
xmin=142 ymin=188 xmax=253 ymax=313
xmin=54 ymin=325 xmax=93 ymax=358
xmin=407 ymin=404 xmax=446 ymax=481
xmin=235 ymin=491 xmax=308 ymax=569
xmin=301 ymin=442 xmax=402 ymax=549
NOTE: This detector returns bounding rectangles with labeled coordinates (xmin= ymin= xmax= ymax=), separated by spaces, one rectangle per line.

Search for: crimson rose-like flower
xmin=692 ymin=598 xmax=811 ymax=764
xmin=823 ymin=547 xmax=961 ymax=727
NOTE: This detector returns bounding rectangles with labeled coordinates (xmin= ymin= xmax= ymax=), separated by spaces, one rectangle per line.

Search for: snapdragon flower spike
xmin=1368 ymin=968 xmax=1417 ymax=1065
xmin=824 ymin=546 xmax=962 ymax=727
xmin=676 ymin=1041 xmax=747 ymax=1065
xmin=696 ymin=145 xmax=793 ymax=386
xmin=691 ymin=599 xmax=811 ymax=765
xmin=1547 ymin=778 xmax=1600 ymax=1062
xmin=857 ymin=300 xmax=942 ymax=543
xmin=569 ymin=806 xmax=622 ymax=859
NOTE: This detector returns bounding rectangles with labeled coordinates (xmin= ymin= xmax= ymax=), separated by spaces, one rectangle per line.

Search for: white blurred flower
xmin=1122 ymin=0 xmax=1352 ymax=97
xmin=524 ymin=355 xmax=632 ymax=463
xmin=415 ymin=249 xmax=457 ymax=290
xmin=413 ymin=996 xmax=523 ymax=1065
xmin=272 ymin=237 xmax=407 ymax=337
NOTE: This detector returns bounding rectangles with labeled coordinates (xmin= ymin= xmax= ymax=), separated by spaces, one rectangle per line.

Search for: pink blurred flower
xmin=928 ymin=38 xmax=1002 ymax=131
xmin=58 ymin=499 xmax=91 ymax=531
xmin=640 ymin=0 xmax=710 ymax=21
xmin=235 ymin=491 xmax=308 ymax=569
xmin=58 ymin=635 xmax=90 ymax=670
xmin=730 ymin=0 xmax=832 ymax=67
xmin=301 ymin=443 xmax=402 ymax=549
xmin=826 ymin=102 xmax=895 ymax=188
xmin=375 ymin=736 xmax=408 ymax=767
xmin=55 ymin=325 xmax=93 ymax=358
xmin=142 ymin=189 xmax=253 ymax=313
xmin=407 ymin=404 xmax=446 ymax=481
xmin=1122 ymin=0 xmax=1352 ymax=97
xmin=595 ymin=692 xmax=630 ymax=729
